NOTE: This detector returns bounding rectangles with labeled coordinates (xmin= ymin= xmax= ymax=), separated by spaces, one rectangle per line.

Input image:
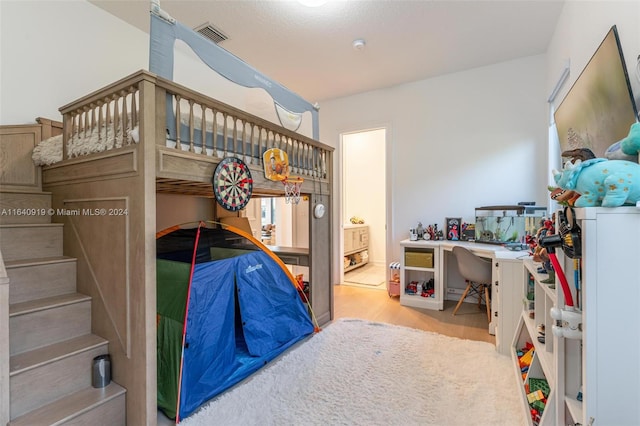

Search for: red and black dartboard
xmin=211 ymin=157 xmax=253 ymax=212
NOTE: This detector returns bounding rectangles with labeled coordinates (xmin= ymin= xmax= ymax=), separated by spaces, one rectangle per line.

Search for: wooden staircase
xmin=1 ymin=189 xmax=126 ymax=425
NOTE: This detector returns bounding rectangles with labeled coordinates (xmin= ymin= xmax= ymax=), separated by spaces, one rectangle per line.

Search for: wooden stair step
xmin=0 ymin=223 xmax=64 ymax=262
xmin=0 ymin=190 xmax=52 ymax=224
xmin=9 ymin=293 xmax=92 ymax=355
xmin=9 ymin=382 xmax=126 ymax=426
xmin=5 ymin=256 xmax=77 ymax=304
xmin=9 ymin=335 xmax=110 ymax=419
xmin=10 ymin=334 xmax=107 ymax=375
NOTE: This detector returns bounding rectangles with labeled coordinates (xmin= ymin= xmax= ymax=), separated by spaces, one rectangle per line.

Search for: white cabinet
xmin=344 ymin=225 xmax=369 ymax=272
xmin=556 ymin=207 xmax=640 ymax=426
xmin=400 ymin=240 xmax=442 ymax=310
xmin=512 ymin=207 xmax=640 ymax=426
xmin=493 ymin=258 xmax=525 ymax=355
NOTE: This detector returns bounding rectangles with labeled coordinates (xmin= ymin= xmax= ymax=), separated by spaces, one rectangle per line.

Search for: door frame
xmin=338 ymin=126 xmax=392 ymax=284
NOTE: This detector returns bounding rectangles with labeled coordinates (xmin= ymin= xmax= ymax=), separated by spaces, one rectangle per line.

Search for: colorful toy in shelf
xmin=529 ymin=216 xmax=556 ymax=285
xmin=406 ymin=281 xmax=418 ymax=295
xmin=548 ymin=186 xmax=581 ymax=207
xmin=518 ymin=346 xmax=535 ymax=380
xmin=420 ymin=278 xmax=435 ymax=298
xmin=539 ymin=208 xmax=584 ymax=340
xmin=552 ymin=158 xmax=640 ymax=207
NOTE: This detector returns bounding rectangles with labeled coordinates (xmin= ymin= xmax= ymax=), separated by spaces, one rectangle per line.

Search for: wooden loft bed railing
xmin=56 ymin=70 xmax=332 ymax=197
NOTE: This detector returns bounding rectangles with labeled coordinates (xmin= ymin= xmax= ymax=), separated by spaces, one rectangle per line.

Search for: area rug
xmin=180 ymin=318 xmax=525 ymax=425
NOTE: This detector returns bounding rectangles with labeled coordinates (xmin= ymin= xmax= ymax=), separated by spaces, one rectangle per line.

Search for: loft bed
xmin=29 ymin=5 xmax=334 ymax=425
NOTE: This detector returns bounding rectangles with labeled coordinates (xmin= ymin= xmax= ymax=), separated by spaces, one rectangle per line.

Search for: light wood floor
xmin=334 ymin=284 xmax=495 ymax=344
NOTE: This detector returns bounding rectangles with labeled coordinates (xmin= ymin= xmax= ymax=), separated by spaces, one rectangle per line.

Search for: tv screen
xmin=554 ymin=25 xmax=638 ymax=160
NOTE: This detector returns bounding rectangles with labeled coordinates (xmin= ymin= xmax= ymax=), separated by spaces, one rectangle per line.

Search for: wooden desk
xmin=400 ymin=239 xmax=529 ymax=355
xmin=266 ymin=245 xmax=309 ymax=267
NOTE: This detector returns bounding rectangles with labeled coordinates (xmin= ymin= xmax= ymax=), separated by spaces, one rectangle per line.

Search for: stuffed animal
xmin=621 ymin=122 xmax=640 ymax=156
xmin=553 ymin=158 xmax=640 ymax=207
xmin=548 ymin=186 xmax=580 ymax=207
xmin=605 ymin=122 xmax=640 ymax=161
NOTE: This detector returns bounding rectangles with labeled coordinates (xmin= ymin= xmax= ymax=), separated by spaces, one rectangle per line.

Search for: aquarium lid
xmin=476 ymin=205 xmax=525 ymax=214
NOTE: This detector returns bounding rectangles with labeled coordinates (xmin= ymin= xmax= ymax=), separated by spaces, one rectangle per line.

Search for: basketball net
xmin=282 ymin=177 xmax=304 ymax=204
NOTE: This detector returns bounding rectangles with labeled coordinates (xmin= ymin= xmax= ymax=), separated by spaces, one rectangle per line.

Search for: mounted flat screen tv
xmin=554 ymin=25 xmax=638 ymax=159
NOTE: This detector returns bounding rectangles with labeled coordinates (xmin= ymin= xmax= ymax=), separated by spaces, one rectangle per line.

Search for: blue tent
xmin=156 ymin=222 xmax=315 ymax=421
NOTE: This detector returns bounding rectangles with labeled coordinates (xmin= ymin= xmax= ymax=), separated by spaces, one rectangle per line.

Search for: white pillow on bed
xmin=32 ymin=134 xmax=62 ymax=166
xmin=32 ymin=125 xmax=139 ymax=166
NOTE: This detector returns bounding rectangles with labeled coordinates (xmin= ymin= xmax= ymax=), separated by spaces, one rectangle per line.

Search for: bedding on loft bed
xmin=32 ymin=104 xmax=324 ymax=177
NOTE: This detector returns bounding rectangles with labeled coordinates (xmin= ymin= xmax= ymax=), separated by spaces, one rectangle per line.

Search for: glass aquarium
xmin=475 ymin=205 xmax=547 ymax=244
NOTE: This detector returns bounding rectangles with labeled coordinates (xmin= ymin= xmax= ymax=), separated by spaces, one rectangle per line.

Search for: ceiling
xmin=89 ymin=0 xmax=564 ymax=103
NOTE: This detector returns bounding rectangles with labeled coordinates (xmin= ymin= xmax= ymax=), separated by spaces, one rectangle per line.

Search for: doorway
xmin=341 ymin=128 xmax=387 ymax=289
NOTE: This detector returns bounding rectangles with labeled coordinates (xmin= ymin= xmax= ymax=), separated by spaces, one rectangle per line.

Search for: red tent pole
xmin=175 ymin=221 xmax=204 ymax=423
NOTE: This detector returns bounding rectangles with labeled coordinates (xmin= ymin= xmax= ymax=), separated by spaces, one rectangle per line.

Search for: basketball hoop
xmin=282 ymin=177 xmax=304 ymax=204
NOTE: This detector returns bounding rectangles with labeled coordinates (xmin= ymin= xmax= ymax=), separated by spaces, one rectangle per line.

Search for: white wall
xmin=320 ymin=55 xmax=548 ymax=284
xmin=343 ymin=129 xmax=386 ymax=266
xmin=0 ymin=0 xmax=148 ymax=124
xmin=0 ymin=1 xmax=314 ymax=135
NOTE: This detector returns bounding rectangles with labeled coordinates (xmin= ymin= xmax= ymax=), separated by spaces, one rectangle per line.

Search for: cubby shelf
xmin=513 ymin=207 xmax=640 ymax=426
xmin=344 ymin=225 xmax=369 ymax=273
xmin=512 ymin=257 xmax=557 ymax=425
xmin=399 ymin=241 xmax=442 ymax=311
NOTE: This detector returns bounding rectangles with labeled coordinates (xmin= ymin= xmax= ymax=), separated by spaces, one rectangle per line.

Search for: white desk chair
xmin=452 ymin=246 xmax=492 ymax=323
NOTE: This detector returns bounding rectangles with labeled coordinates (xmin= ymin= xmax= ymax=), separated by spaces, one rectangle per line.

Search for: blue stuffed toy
xmin=621 ymin=122 xmax=640 ymax=156
xmin=553 ymin=158 xmax=640 ymax=207
xmin=605 ymin=122 xmax=640 ymax=161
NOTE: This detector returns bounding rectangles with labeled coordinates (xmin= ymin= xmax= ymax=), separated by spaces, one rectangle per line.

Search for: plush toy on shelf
xmin=552 ymin=158 xmax=640 ymax=207
xmin=553 ymin=122 xmax=640 ymax=207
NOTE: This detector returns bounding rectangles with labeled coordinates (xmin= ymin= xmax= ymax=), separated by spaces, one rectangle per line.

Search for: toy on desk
xmin=425 ymin=224 xmax=437 ymax=241
xmin=445 ymin=218 xmax=461 ymax=241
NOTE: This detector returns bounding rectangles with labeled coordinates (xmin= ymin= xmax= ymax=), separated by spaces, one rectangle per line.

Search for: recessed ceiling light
xmin=297 ymin=0 xmax=327 ymax=7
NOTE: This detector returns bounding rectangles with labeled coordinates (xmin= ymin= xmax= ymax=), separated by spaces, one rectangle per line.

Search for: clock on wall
xmin=211 ymin=157 xmax=253 ymax=212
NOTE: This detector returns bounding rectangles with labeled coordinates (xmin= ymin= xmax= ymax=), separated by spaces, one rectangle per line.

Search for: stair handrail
xmin=0 ymin=249 xmax=10 ymax=425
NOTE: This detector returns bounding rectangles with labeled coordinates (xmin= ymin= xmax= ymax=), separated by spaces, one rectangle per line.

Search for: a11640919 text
xmin=1 ymin=208 xmax=128 ymax=217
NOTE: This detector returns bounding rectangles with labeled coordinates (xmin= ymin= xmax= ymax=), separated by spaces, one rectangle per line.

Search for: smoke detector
xmin=352 ymin=39 xmax=366 ymax=51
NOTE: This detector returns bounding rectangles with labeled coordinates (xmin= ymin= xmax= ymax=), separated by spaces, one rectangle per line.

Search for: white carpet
xmin=180 ymin=318 xmax=526 ymax=425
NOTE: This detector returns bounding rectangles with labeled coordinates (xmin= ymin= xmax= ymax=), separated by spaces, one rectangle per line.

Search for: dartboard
xmin=211 ymin=157 xmax=253 ymax=211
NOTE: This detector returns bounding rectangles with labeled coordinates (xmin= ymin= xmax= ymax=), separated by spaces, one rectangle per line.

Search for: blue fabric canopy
xmin=149 ymin=11 xmax=319 ymax=139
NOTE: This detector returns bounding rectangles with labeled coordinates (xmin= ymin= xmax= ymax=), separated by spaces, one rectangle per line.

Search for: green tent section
xmin=156 ymin=222 xmax=315 ymax=421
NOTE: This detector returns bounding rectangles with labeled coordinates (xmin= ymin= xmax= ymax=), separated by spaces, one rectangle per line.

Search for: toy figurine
xmin=425 ymin=225 xmax=436 ymax=241
xmin=530 ymin=216 xmax=556 ymax=286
